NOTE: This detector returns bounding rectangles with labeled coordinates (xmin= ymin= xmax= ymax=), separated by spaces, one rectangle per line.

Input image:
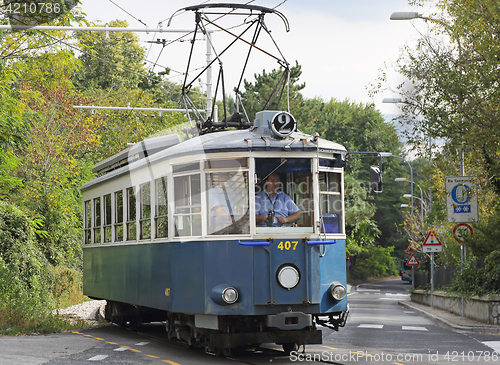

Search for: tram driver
xmin=255 ymin=173 xmax=301 ymax=227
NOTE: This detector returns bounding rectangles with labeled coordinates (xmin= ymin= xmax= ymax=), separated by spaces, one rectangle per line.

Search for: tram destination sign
xmin=445 ymin=176 xmax=478 ymax=223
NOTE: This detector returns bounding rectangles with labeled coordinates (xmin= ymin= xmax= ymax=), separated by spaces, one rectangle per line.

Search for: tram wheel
xmin=129 ymin=315 xmax=142 ymax=331
xmin=112 ymin=315 xmax=127 ymax=327
xmin=282 ymin=342 xmax=298 ymax=355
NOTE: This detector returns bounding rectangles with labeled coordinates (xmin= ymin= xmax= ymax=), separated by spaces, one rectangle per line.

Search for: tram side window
xmin=140 ymin=182 xmax=151 ymax=240
xmin=84 ymin=200 xmax=91 ymax=245
xmin=93 ymin=197 xmax=101 ymax=243
xmin=319 ymin=171 xmax=342 ymax=234
xmin=114 ymin=190 xmax=124 ymax=242
xmin=126 ymin=187 xmax=137 ymax=240
xmin=206 ymin=168 xmax=249 ymax=235
xmin=174 ymin=172 xmax=201 ymax=237
xmin=103 ymin=194 xmax=112 ymax=243
xmin=155 ymin=177 xmax=168 ymax=238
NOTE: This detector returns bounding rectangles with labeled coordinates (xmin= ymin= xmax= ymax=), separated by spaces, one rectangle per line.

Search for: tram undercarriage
xmin=104 ymin=300 xmax=348 ymax=355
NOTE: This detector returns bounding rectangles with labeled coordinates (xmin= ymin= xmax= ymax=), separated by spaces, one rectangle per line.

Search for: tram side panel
xmin=204 ymin=240 xmax=254 ymax=314
xmin=319 ymin=239 xmax=347 ymax=313
xmin=83 ymin=243 xmax=175 ymax=311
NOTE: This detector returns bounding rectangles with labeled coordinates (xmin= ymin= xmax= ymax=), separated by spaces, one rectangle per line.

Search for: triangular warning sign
xmin=405 ymin=241 xmax=419 ymax=253
xmin=407 ymin=253 xmax=419 ymax=266
xmin=423 ymin=230 xmax=442 ymax=246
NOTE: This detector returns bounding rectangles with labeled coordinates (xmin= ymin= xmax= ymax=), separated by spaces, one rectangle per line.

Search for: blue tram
xmin=82 ymin=110 xmax=348 ymax=354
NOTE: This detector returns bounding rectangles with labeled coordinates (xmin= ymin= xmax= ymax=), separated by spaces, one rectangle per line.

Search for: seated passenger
xmin=255 ymin=173 xmax=301 ymax=227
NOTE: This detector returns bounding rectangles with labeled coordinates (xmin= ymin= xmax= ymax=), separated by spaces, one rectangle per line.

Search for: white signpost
xmin=445 ymin=176 xmax=478 ymax=223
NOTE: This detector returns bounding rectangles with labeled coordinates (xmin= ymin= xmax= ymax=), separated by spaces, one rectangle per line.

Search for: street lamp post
xmin=389 ymin=8 xmax=458 ymax=309
xmin=398 ymin=180 xmax=426 ymax=223
xmin=379 ymin=153 xmax=415 ymax=289
xmin=387 ymin=155 xmax=414 ymax=225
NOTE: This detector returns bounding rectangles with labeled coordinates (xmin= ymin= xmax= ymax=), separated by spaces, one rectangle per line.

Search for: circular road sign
xmin=453 ymin=223 xmax=473 ymax=243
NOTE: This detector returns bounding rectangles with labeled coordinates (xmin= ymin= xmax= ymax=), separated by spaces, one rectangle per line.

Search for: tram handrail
xmin=238 ymin=240 xmax=270 ymax=246
xmin=307 ymin=240 xmax=337 ymax=245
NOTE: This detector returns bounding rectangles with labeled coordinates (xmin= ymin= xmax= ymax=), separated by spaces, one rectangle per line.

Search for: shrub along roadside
xmin=0 ymin=201 xmax=89 ymax=334
xmin=448 ymin=250 xmax=500 ymax=297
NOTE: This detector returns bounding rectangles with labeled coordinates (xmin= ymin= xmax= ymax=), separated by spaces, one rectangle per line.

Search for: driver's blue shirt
xmin=255 ymin=191 xmax=299 ymax=227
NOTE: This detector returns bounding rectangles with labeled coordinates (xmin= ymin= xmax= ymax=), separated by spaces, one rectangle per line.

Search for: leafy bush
xmin=0 ymin=201 xmax=58 ymax=333
xmin=351 ymin=245 xmax=399 ymax=280
xmin=448 ymin=251 xmax=500 ymax=296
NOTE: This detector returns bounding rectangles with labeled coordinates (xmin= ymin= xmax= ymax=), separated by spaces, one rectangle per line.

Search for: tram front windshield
xmin=255 ymin=158 xmax=314 ymax=232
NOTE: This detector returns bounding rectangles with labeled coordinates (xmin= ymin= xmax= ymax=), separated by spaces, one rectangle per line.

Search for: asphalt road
xmin=315 ymin=279 xmax=500 ymax=365
xmin=1 ymin=279 xmax=499 ymax=365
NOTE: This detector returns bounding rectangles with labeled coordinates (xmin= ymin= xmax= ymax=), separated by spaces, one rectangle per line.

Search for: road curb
xmin=399 ymin=300 xmax=500 ymax=334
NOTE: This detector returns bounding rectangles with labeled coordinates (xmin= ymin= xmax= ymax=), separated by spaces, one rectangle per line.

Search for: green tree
xmin=372 ymin=0 xmax=500 ymax=194
xmin=13 ymin=50 xmax=102 ymax=266
xmin=238 ymin=61 xmax=305 ymax=120
xmin=0 ymin=61 xmax=29 ymax=193
xmin=373 ymin=0 xmax=500 ymax=292
xmin=74 ymin=20 xmax=147 ymax=90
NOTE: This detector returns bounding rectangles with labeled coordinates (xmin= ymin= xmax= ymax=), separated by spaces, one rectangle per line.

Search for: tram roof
xmin=166 ymin=128 xmax=346 ymax=156
xmin=83 ymin=124 xmax=346 ymax=192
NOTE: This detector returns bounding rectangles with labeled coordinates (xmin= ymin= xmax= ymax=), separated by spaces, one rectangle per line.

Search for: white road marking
xmin=88 ymin=355 xmax=109 ymax=361
xmin=482 ymin=341 xmax=500 ymax=353
xmin=114 ymin=347 xmax=129 ymax=351
xmin=358 ymin=324 xmax=384 ymax=329
xmin=135 ymin=342 xmax=149 ymax=346
xmin=357 ymin=288 xmax=380 ymax=292
xmin=402 ymin=326 xmax=428 ymax=331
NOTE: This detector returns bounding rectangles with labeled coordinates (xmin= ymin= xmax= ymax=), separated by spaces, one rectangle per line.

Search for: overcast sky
xmin=79 ymin=0 xmax=435 ymax=115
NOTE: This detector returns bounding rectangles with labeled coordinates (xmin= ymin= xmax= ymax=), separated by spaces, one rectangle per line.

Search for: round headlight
xmin=222 ymin=287 xmax=238 ymax=304
xmin=277 ymin=265 xmax=300 ymax=290
xmin=330 ymin=282 xmax=347 ymax=301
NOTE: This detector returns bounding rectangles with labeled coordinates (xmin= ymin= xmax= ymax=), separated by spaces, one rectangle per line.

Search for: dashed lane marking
xmin=72 ymin=331 xmax=180 ymax=363
xmin=321 ymin=345 xmax=338 ymax=350
xmin=88 ymin=355 xmax=108 ymax=361
xmin=402 ymin=326 xmax=428 ymax=331
xmin=358 ymin=324 xmax=384 ymax=329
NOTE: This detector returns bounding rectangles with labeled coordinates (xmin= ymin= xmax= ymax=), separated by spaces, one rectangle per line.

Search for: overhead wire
xmin=107 ymin=0 xmax=147 ymax=27
xmin=6 ymin=0 xmax=292 ymax=130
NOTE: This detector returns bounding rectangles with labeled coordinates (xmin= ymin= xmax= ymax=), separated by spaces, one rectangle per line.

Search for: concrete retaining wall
xmin=411 ymin=290 xmax=500 ymax=324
